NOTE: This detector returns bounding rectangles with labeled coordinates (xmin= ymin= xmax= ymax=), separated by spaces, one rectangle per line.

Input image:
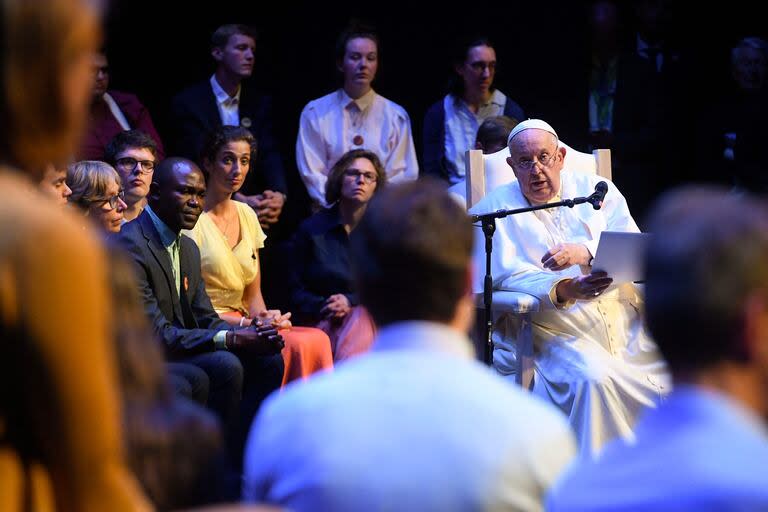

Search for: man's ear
xmin=211 ymin=46 xmax=223 ymax=62
xmin=506 ymin=156 xmax=521 ymax=180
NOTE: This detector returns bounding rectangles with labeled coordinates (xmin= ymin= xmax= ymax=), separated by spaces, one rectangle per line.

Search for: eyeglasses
xmin=95 ymin=190 xmax=125 ymax=211
xmin=344 ymin=169 xmax=377 ymax=183
xmin=116 ymin=157 xmax=155 ymax=174
xmin=512 ymin=147 xmax=560 ymax=171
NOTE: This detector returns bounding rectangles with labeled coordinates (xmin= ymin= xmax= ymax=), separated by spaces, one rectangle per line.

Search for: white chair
xmin=466 ymin=143 xmax=612 ymax=389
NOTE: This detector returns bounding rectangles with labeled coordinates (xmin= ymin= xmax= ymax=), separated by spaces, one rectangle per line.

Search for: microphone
xmin=588 ymin=181 xmax=608 ymax=210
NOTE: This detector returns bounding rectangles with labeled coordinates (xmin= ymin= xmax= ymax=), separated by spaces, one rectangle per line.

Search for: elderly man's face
xmin=506 ymin=129 xmax=565 ymax=205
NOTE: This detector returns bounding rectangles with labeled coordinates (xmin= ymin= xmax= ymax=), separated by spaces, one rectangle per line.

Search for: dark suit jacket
xmin=117 ymin=210 xmax=230 ymax=359
xmin=170 ymin=81 xmax=287 ymax=194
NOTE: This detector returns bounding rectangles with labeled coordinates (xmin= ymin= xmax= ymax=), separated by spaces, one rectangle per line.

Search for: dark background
xmin=102 ymin=0 xmax=765 ymax=208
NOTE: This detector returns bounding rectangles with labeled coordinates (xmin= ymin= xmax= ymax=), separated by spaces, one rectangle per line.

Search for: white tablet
xmin=591 ymin=231 xmax=650 ymax=284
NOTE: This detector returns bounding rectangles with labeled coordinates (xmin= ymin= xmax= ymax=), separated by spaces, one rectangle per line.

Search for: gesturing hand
xmin=555 ymin=271 xmax=613 ymax=302
xmin=320 ymin=294 xmax=351 ymax=319
xmin=226 ymin=323 xmax=284 ymax=355
xmin=541 ymin=243 xmax=593 ymax=271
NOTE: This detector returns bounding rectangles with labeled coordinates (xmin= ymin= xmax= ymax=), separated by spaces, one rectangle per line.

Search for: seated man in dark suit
xmin=116 ymin=156 xmax=284 ymax=461
xmin=170 ymin=24 xmax=286 ymax=231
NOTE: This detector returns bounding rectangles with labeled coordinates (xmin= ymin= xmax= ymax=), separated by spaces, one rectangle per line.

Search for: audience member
xmin=699 ymin=37 xmax=768 ymax=193
xmin=469 ymin=119 xmax=669 ymax=456
xmin=67 ymin=160 xmax=127 ymax=233
xmin=171 ymin=24 xmax=287 ymax=230
xmin=185 ymin=126 xmax=332 ymax=385
xmin=610 ymin=0 xmax=691 ymax=224
xmin=296 ymin=21 xmax=418 ymax=209
xmin=474 ymin=115 xmax=519 ymax=154
xmin=108 ymin=244 xmax=228 ymax=509
xmin=423 ymin=36 xmax=525 ymax=185
xmin=0 ymin=0 xmax=150 ymax=508
xmin=116 ymin=157 xmax=284 ymax=463
xmin=547 ymin=187 xmax=768 ymax=510
xmin=288 ymin=149 xmax=383 ymax=360
xmin=105 ymin=129 xmax=160 ymax=222
xmin=586 ymin=0 xmax=620 ymax=151
xmin=78 ymin=49 xmax=165 ymax=161
xmin=38 ymin=163 xmax=73 ymax=206
xmin=243 ymin=180 xmax=576 ymax=511
xmin=445 ymin=115 xmax=518 ymax=208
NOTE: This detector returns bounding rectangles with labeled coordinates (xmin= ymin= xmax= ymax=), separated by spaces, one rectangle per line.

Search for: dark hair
xmin=104 ymin=129 xmax=159 ymax=164
xmin=335 ymin=20 xmax=380 ymax=63
xmin=448 ymin=36 xmax=496 ymax=98
xmin=210 ymin=23 xmax=257 ymax=50
xmin=644 ymin=186 xmax=768 ymax=374
xmin=325 ymin=149 xmax=387 ymax=205
xmin=475 ymin=115 xmax=519 ymax=153
xmin=199 ymin=125 xmax=256 ymax=177
xmin=351 ymin=180 xmax=473 ymax=326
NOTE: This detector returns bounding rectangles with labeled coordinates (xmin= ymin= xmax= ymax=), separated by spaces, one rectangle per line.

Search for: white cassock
xmin=469 ymin=169 xmax=670 ymax=457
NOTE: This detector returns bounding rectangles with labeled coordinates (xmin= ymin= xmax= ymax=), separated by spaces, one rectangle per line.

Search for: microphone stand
xmin=472 ymin=193 xmax=602 ymax=365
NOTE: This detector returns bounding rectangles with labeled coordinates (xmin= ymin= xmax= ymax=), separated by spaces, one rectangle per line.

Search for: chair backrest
xmin=462 ymin=143 xmax=612 ymax=209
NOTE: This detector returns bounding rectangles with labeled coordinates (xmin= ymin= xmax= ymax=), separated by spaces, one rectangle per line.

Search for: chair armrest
xmin=475 ymin=291 xmax=541 ymax=314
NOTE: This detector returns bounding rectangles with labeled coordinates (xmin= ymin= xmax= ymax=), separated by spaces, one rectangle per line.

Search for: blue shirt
xmin=243 ymin=321 xmax=576 ymax=511
xmin=547 ymin=385 xmax=768 ymax=511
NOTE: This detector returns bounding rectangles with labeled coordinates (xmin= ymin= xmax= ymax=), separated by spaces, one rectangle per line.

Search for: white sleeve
xmin=296 ymin=104 xmax=330 ymax=206
xmin=383 ymin=109 xmax=419 ymax=183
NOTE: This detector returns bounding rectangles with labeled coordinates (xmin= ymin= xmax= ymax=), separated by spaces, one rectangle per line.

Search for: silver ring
xmin=593 ymin=291 xmax=600 ymax=296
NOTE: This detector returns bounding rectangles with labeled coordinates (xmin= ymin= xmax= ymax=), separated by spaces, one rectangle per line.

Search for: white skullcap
xmin=507 ymin=119 xmax=559 ymax=146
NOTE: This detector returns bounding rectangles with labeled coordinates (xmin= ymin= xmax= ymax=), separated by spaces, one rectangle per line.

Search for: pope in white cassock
xmin=469 ymin=119 xmax=670 ymax=456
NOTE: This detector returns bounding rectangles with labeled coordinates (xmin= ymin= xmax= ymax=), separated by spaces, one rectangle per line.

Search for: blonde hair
xmin=67 ymin=160 xmax=120 ymax=212
xmin=0 ymin=0 xmax=102 ymax=173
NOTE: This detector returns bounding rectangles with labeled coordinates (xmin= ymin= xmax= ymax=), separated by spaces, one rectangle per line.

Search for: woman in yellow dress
xmin=186 ymin=126 xmax=333 ymax=385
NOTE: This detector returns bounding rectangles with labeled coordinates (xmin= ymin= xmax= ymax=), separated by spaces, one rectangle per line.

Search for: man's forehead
xmin=171 ymin=163 xmax=205 ymax=186
xmin=228 ymin=34 xmax=255 ymax=47
xmin=510 ymin=129 xmax=557 ymax=151
xmin=118 ymin=146 xmax=155 ymax=159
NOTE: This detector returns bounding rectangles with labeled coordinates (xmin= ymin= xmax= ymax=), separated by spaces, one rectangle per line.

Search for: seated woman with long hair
xmin=185 ymin=126 xmax=332 ymax=385
xmin=67 ymin=160 xmax=127 ymax=233
xmin=288 ymin=149 xmax=383 ymax=360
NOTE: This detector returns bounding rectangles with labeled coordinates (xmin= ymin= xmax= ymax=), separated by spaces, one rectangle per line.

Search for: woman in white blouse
xmin=296 ymin=22 xmax=419 ymax=209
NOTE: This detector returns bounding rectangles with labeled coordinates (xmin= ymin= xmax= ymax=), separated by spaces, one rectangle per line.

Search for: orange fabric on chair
xmin=317 ymin=306 xmax=377 ymax=362
xmin=279 ymin=326 xmax=333 ymax=386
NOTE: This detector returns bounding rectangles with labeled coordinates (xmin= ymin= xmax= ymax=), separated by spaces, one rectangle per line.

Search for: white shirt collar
xmin=210 ymin=74 xmax=241 ymax=106
xmin=453 ymin=88 xmax=506 ymax=110
xmin=372 ymin=320 xmax=475 ymax=359
xmin=340 ymin=88 xmax=376 ymax=112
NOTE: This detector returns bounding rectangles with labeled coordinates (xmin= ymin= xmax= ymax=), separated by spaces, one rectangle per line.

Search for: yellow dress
xmin=186 ymin=201 xmax=332 ymax=385
xmin=186 ymin=201 xmax=266 ymax=316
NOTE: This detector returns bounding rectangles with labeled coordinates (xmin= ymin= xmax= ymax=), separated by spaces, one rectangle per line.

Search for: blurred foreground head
xmin=0 ymin=0 xmax=102 ymax=175
xmin=351 ymin=179 xmax=474 ymax=328
xmin=645 ymin=186 xmax=768 ymax=412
